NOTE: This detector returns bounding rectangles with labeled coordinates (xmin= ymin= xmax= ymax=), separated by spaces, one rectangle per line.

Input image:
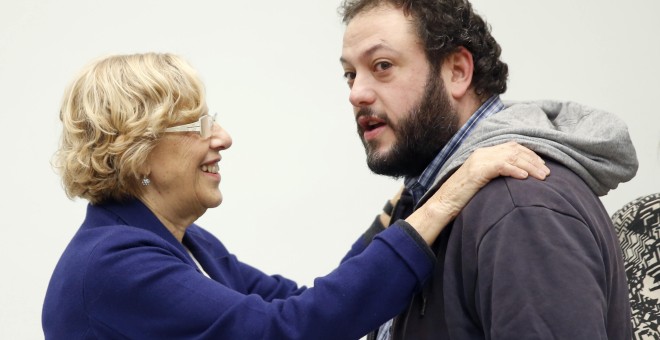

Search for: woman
xmin=612 ymin=192 xmax=660 ymax=339
xmin=42 ymin=53 xmax=549 ymax=339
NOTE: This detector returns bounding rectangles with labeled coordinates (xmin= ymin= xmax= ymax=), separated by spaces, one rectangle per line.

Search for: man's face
xmin=340 ymin=5 xmax=459 ymax=178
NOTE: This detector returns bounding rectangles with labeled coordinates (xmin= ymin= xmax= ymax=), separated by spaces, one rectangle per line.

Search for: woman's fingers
xmin=466 ymin=141 xmax=550 ymax=183
xmin=508 ymin=142 xmax=550 ymax=180
xmin=404 ymin=141 xmax=548 ymax=245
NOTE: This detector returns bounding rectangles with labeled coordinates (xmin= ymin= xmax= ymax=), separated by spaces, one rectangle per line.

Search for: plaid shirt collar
xmin=404 ymin=95 xmax=505 ymax=205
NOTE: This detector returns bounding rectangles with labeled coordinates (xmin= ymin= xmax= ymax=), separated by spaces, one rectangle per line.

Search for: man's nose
xmin=348 ymin=75 xmax=376 ymax=108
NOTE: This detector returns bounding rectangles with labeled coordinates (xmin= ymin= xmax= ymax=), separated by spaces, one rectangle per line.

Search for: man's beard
xmin=357 ymin=75 xmax=459 ymax=178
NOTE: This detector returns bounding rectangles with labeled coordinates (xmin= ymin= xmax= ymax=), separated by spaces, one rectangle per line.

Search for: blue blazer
xmin=42 ymin=199 xmax=435 ymax=339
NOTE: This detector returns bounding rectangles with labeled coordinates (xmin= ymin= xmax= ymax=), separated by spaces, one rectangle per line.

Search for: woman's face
xmin=142 ymin=116 xmax=232 ymax=221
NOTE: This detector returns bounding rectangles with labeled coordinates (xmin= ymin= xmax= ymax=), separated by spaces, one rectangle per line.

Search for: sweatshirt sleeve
xmin=449 ymin=206 xmax=610 ymax=339
xmin=82 ymin=221 xmax=435 ymax=340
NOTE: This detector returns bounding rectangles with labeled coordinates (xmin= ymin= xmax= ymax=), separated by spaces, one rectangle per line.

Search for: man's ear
xmin=440 ymin=46 xmax=474 ymax=100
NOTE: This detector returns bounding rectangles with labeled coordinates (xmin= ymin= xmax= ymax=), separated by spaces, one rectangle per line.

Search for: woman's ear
xmin=139 ymin=162 xmax=151 ymax=183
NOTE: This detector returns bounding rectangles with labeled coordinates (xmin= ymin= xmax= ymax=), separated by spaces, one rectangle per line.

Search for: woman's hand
xmin=406 ymin=141 xmax=550 ymax=245
xmin=379 ymin=186 xmax=404 ymax=227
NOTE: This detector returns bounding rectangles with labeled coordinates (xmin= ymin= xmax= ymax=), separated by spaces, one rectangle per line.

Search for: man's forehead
xmin=340 ymin=9 xmax=419 ymax=65
xmin=340 ymin=43 xmax=400 ymax=66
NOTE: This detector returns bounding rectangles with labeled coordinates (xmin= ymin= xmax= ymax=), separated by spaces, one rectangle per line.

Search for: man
xmin=338 ymin=0 xmax=638 ymax=339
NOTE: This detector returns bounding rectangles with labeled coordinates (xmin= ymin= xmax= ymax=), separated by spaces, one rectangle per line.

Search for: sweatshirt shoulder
xmin=459 ymin=160 xmax=597 ymax=231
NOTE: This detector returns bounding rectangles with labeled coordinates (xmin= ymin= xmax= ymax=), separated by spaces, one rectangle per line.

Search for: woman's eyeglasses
xmin=163 ymin=113 xmax=217 ymax=139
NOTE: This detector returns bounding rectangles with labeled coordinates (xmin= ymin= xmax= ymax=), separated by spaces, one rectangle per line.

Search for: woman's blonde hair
xmin=54 ymin=53 xmax=207 ymax=204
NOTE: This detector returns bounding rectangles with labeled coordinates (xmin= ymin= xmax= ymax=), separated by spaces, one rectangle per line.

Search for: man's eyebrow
xmin=340 ymin=43 xmax=397 ymax=65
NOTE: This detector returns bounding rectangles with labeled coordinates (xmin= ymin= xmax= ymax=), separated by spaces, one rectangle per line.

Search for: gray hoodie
xmin=424 ymin=100 xmax=639 ymax=201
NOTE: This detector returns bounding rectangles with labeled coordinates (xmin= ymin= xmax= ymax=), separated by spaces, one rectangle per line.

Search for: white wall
xmin=1 ymin=0 xmax=658 ymax=338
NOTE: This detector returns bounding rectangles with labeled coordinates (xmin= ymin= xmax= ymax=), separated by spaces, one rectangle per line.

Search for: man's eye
xmin=343 ymin=71 xmax=356 ymax=80
xmin=374 ymin=61 xmax=392 ymax=72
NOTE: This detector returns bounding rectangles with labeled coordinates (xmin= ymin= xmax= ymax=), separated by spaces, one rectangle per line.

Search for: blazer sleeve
xmin=83 ymin=221 xmax=434 ymax=340
xmin=227 ymin=256 xmax=307 ymax=301
xmin=341 ymin=215 xmax=386 ymax=264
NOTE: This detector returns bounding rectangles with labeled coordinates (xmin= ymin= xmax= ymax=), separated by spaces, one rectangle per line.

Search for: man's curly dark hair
xmin=339 ymin=0 xmax=508 ymax=99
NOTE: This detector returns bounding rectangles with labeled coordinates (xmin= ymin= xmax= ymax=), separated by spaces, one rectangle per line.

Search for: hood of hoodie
xmin=422 ymin=100 xmax=638 ymax=202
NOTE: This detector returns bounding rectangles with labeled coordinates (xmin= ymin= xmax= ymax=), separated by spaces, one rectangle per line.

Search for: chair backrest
xmin=612 ymin=193 xmax=660 ymax=340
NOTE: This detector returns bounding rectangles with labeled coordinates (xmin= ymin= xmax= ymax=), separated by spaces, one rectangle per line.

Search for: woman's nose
xmin=210 ymin=122 xmax=232 ymax=151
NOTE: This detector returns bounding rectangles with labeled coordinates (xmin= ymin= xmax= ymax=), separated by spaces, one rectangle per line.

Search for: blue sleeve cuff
xmin=374 ymin=220 xmax=436 ymax=286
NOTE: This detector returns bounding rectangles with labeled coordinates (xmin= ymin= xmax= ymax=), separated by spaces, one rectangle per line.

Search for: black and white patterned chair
xmin=612 ymin=193 xmax=660 ymax=340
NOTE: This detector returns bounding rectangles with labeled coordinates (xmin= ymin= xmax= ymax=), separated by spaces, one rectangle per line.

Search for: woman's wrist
xmin=404 ymin=200 xmax=455 ymax=245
